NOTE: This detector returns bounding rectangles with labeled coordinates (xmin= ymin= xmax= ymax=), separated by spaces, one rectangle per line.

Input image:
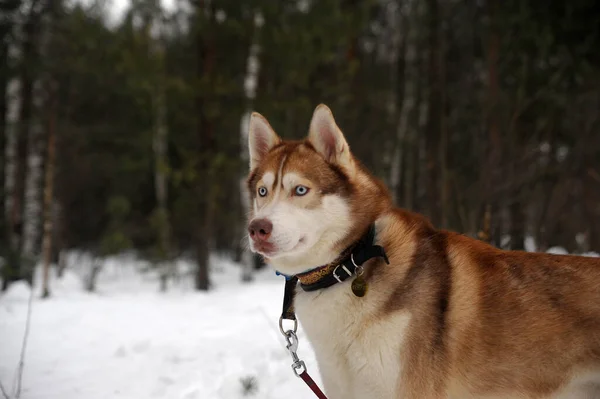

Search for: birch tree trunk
xmin=3 ymin=2 xmax=21 ymax=275
xmin=0 ymin=13 xmax=14 ymax=289
xmin=4 ymin=80 xmax=19 ymax=221
xmin=39 ymin=0 xmax=63 ymax=296
xmin=21 ymin=78 xmax=44 ymax=261
xmin=2 ymin=77 xmax=20 ymax=290
xmin=136 ymin=2 xmax=174 ymax=291
xmin=0 ymin=20 xmax=8 ymax=238
xmin=14 ymin=2 xmax=45 ymax=285
xmin=239 ymin=11 xmax=263 ymax=282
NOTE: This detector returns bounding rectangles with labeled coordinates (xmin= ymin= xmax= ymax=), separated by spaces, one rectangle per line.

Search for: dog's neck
xmin=269 ymin=166 xmax=393 ymax=276
xmin=294 ymin=242 xmax=358 ymax=285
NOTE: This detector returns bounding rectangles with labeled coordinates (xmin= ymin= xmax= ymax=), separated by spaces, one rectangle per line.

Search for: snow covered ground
xmin=0 ymin=254 xmax=321 ymax=399
xmin=1 ymin=247 xmax=598 ymax=399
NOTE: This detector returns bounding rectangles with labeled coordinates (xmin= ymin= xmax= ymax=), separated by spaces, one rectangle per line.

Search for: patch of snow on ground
xmin=0 ymin=255 xmax=319 ymax=399
xmin=546 ymin=246 xmax=569 ymax=255
xmin=524 ymin=236 xmax=537 ymax=252
xmin=581 ymin=251 xmax=600 ymax=257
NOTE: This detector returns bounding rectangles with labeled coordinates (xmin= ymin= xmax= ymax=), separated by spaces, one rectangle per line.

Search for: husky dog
xmin=245 ymin=104 xmax=600 ymax=399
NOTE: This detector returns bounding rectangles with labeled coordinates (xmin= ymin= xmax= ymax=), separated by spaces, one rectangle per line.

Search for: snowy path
xmin=0 ymin=258 xmax=320 ymax=399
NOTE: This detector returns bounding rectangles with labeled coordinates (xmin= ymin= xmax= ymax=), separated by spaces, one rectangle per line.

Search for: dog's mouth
xmin=253 ymin=236 xmax=306 ymax=259
xmin=253 ymin=241 xmax=275 ymax=257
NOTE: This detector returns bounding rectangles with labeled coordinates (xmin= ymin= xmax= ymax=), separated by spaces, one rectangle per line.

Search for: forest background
xmin=1 ymin=0 xmax=599 ymax=294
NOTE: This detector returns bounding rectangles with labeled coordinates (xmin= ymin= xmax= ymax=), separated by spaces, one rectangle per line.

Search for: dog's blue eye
xmin=258 ymin=187 xmax=268 ymax=197
xmin=294 ymin=185 xmax=309 ymax=196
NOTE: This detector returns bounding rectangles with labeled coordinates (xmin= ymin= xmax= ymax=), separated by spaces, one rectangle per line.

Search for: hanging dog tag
xmin=351 ymin=276 xmax=367 ymax=297
xmin=351 ymin=264 xmax=367 ymax=297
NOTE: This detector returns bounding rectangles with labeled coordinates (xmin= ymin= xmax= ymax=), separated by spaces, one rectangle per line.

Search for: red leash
xmin=279 ymin=316 xmax=329 ymax=399
xmin=299 ymin=370 xmax=328 ymax=399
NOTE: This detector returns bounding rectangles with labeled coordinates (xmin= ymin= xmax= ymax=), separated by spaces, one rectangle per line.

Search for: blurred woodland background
xmin=1 ymin=0 xmax=599 ymax=294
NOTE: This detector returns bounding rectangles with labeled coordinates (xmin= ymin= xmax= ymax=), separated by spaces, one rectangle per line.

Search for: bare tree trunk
xmin=22 ymin=78 xmax=44 ymax=261
xmin=2 ymin=77 xmax=20 ymax=291
xmin=387 ymin=0 xmax=404 ymax=203
xmin=239 ymin=11 xmax=263 ymax=282
xmin=54 ymin=201 xmax=66 ymax=277
xmin=0 ymin=23 xmax=8 ymax=240
xmin=508 ymin=200 xmax=525 ymax=250
xmin=154 ymin=84 xmax=171 ymax=292
xmin=14 ymin=1 xmax=45 ymax=284
xmin=149 ymin=19 xmax=173 ymax=292
xmin=86 ymin=258 xmax=102 ymax=292
xmin=416 ymin=95 xmax=428 ymax=213
xmin=1 ymin=13 xmax=16 ymax=289
xmin=477 ymin=203 xmax=492 ymax=242
xmin=2 ymin=2 xmax=50 ymax=290
xmin=479 ymin=0 xmax=501 ymax=244
xmin=41 ymin=82 xmax=57 ymax=298
xmin=439 ymin=47 xmax=449 ymax=229
xmin=394 ymin=0 xmax=422 ymax=208
xmin=194 ymin=0 xmax=215 ymax=291
xmin=424 ymin=0 xmax=442 ymax=227
xmin=196 ymin=195 xmax=213 ymax=290
xmin=2 ymin=1 xmax=22 ymax=290
xmin=56 ymin=248 xmax=66 ymax=278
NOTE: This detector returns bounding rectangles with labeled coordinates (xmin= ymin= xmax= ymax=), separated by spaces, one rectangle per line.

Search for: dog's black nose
xmin=248 ymin=218 xmax=273 ymax=241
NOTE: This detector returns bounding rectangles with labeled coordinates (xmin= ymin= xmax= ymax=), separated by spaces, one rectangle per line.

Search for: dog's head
xmin=246 ymin=104 xmax=390 ymax=275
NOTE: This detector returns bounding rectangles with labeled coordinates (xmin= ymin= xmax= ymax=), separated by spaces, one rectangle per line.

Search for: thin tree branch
xmin=14 ymin=285 xmax=34 ymax=398
xmin=0 ymin=379 xmax=10 ymax=399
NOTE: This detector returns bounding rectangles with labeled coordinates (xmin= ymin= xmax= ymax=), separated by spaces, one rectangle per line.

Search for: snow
xmin=524 ymin=236 xmax=537 ymax=252
xmin=2 ymin=247 xmax=598 ymax=399
xmin=547 ymin=246 xmax=570 ymax=255
xmin=0 ymin=254 xmax=320 ymax=399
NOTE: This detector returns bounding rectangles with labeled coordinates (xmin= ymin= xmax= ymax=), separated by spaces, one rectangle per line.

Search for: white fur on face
xmin=262 ymin=172 xmax=274 ymax=187
xmin=250 ymin=171 xmax=353 ymax=275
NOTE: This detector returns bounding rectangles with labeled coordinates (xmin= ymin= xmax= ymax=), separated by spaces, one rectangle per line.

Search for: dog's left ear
xmin=308 ymin=104 xmax=354 ymax=172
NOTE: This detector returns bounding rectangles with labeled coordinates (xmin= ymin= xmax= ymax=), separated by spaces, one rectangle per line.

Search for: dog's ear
xmin=308 ymin=104 xmax=353 ymax=171
xmin=248 ymin=112 xmax=281 ymax=169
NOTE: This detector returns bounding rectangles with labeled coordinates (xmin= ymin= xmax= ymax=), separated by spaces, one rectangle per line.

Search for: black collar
xmin=280 ymin=224 xmax=389 ymax=322
xmin=295 ymin=224 xmax=389 ymax=291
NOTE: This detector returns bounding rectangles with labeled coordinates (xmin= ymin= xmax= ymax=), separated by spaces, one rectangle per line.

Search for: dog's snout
xmin=248 ymin=218 xmax=273 ymax=241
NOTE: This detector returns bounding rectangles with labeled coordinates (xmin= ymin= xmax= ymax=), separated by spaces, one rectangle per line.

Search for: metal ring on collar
xmin=279 ymin=315 xmax=298 ymax=335
xmin=351 ymin=253 xmax=364 ymax=276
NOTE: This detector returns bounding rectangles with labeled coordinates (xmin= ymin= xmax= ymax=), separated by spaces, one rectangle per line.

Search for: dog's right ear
xmin=248 ymin=112 xmax=281 ymax=170
xmin=308 ymin=104 xmax=354 ymax=172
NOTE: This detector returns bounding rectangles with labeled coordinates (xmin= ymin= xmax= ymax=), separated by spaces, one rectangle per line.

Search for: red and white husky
xmin=246 ymin=104 xmax=600 ymax=399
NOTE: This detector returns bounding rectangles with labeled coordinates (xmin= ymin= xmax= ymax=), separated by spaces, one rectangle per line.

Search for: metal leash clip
xmin=283 ymin=329 xmax=306 ymax=377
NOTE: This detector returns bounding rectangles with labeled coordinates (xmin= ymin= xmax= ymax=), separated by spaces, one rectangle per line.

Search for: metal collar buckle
xmin=332 ymin=262 xmax=354 ymax=283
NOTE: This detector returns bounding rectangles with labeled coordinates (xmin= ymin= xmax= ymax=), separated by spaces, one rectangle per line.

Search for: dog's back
xmin=349 ymin=208 xmax=600 ymax=398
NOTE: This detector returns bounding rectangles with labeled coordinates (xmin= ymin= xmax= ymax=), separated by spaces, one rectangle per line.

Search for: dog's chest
xmin=294 ymin=283 xmax=411 ymax=399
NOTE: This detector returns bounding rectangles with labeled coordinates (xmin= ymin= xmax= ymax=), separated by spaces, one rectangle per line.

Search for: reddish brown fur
xmin=368 ymin=208 xmax=600 ymax=398
xmin=247 ymin=107 xmax=600 ymax=398
xmin=248 ymin=140 xmax=391 ymax=253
